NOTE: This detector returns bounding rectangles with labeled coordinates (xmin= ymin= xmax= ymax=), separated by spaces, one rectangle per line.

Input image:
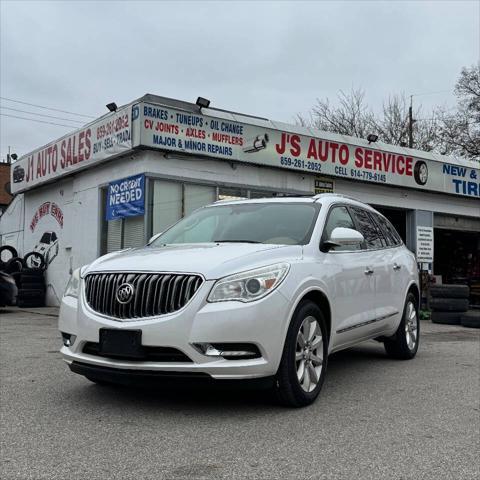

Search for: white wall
xmin=0 ymin=194 xmax=24 ymax=256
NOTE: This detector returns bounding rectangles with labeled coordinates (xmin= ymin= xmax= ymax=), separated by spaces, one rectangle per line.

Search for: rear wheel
xmin=384 ymin=293 xmax=419 ymax=359
xmin=274 ymin=300 xmax=328 ymax=407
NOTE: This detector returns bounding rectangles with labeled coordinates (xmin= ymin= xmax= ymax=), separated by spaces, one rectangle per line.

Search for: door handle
xmin=393 ymin=263 xmax=402 ymax=271
xmin=364 ymin=268 xmax=374 ymax=275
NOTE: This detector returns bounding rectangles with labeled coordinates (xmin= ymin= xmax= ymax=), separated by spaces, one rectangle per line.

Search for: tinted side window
xmin=375 ymin=214 xmax=402 ymax=246
xmin=350 ymin=207 xmax=383 ymax=249
xmin=322 ymin=206 xmax=361 ymax=251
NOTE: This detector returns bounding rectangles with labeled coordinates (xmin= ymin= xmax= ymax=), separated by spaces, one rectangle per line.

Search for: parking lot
xmin=0 ymin=307 xmax=478 ymax=480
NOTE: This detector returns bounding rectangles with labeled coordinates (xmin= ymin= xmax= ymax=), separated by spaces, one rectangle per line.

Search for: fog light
xmin=61 ymin=332 xmax=76 ymax=347
xmin=193 ymin=342 xmax=261 ymax=359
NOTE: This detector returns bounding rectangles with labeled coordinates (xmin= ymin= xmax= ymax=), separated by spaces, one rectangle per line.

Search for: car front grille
xmin=84 ymin=272 xmax=203 ymax=320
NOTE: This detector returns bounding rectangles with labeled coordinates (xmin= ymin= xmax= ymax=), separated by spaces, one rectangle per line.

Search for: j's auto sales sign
xmin=136 ymin=102 xmax=479 ymax=198
xmin=11 ymin=105 xmax=132 ymax=194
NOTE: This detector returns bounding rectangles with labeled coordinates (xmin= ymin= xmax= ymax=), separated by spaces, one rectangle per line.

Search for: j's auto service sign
xmin=136 ymin=102 xmax=479 ymax=198
xmin=11 ymin=105 xmax=132 ymax=194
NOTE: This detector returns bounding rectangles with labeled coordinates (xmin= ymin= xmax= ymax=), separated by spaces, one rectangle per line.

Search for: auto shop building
xmin=1 ymin=94 xmax=479 ymax=306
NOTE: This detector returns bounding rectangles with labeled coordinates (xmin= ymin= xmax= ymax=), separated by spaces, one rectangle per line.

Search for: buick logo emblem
xmin=116 ymin=283 xmax=134 ymax=304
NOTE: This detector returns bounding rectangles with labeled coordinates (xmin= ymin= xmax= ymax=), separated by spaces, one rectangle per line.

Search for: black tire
xmin=0 ymin=245 xmax=18 ymax=267
xmin=430 ymin=298 xmax=469 ymax=312
xmin=11 ymin=271 xmax=22 ymax=287
xmin=23 ymin=252 xmax=46 ymax=271
xmin=5 ymin=257 xmax=24 ymax=274
xmin=431 ymin=311 xmax=462 ymax=325
xmin=430 ymin=284 xmax=470 ymax=299
xmin=20 ymin=273 xmax=44 ymax=283
xmin=17 ymin=288 xmax=45 ymax=299
xmin=21 ymin=267 xmax=46 ymax=275
xmin=384 ymin=293 xmax=420 ymax=360
xmin=21 ymin=283 xmax=46 ymax=291
xmin=460 ymin=311 xmax=480 ymax=329
xmin=274 ymin=300 xmax=328 ymax=408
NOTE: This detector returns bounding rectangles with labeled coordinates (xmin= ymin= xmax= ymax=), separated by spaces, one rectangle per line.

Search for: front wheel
xmin=274 ymin=300 xmax=328 ymax=407
xmin=384 ymin=293 xmax=420 ymax=359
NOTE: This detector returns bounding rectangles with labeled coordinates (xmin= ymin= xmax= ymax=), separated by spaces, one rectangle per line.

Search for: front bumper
xmin=59 ymin=281 xmax=291 ymax=380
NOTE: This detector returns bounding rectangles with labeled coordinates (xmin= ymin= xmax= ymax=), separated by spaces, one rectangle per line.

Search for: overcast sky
xmin=1 ymin=0 xmax=478 ymax=160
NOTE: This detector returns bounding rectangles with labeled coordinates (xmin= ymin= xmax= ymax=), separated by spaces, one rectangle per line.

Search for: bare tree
xmin=299 ymin=89 xmax=376 ymax=139
xmin=299 ymin=89 xmax=442 ymax=151
xmin=439 ymin=64 xmax=480 ymax=160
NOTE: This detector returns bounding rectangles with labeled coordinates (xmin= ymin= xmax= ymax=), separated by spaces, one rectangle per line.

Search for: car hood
xmin=85 ymin=243 xmax=303 ymax=280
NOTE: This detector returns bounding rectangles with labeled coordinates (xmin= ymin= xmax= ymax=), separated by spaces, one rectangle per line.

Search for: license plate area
xmin=99 ymin=328 xmax=144 ymax=359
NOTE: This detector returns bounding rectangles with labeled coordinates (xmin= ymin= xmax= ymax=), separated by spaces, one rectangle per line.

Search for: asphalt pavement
xmin=1 ymin=307 xmax=479 ymax=480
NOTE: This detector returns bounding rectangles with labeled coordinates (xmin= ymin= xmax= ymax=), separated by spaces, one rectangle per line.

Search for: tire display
xmin=430 ymin=298 xmax=470 ymax=312
xmin=0 ymin=247 xmax=47 ymax=307
xmin=430 ymin=284 xmax=470 ymax=325
xmin=0 ymin=245 xmax=18 ymax=269
xmin=460 ymin=311 xmax=480 ymax=329
xmin=429 ymin=285 xmax=470 ymax=299
xmin=23 ymin=252 xmax=46 ymax=271
xmin=431 ymin=311 xmax=462 ymax=325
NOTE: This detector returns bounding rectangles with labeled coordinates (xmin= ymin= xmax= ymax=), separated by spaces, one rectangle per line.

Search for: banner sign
xmin=11 ymin=98 xmax=480 ymax=199
xmin=106 ymin=174 xmax=145 ymax=221
xmin=11 ymin=105 xmax=133 ymax=194
xmin=416 ymin=226 xmax=434 ymax=263
xmin=135 ymin=102 xmax=479 ymax=199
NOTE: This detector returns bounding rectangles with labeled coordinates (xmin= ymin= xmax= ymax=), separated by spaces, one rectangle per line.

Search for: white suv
xmin=59 ymin=194 xmax=420 ymax=407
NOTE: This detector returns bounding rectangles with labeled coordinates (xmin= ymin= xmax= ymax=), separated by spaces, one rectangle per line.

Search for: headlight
xmin=64 ymin=268 xmax=81 ymax=298
xmin=208 ymin=263 xmax=290 ymax=303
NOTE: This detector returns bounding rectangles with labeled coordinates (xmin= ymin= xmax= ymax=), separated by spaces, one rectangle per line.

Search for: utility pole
xmin=408 ymin=96 xmax=414 ymax=148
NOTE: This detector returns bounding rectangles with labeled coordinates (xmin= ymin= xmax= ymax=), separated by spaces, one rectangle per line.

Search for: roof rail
xmin=312 ymin=193 xmax=359 ymax=202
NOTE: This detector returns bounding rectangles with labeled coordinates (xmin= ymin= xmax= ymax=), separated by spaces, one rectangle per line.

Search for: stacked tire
xmin=17 ymin=252 xmax=47 ymax=308
xmin=0 ymin=246 xmax=47 ymax=308
xmin=460 ymin=311 xmax=480 ymax=329
xmin=430 ymin=285 xmax=470 ymax=326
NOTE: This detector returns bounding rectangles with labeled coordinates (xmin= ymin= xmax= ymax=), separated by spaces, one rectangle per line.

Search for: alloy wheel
xmin=405 ymin=302 xmax=418 ymax=350
xmin=295 ymin=316 xmax=324 ymax=393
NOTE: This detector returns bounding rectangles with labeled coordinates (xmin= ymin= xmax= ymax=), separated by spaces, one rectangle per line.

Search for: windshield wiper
xmin=214 ymin=240 xmax=262 ymax=244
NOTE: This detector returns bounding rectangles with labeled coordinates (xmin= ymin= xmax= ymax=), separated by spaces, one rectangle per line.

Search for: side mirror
xmin=324 ymin=227 xmax=364 ymax=251
xmin=148 ymin=232 xmax=163 ymax=245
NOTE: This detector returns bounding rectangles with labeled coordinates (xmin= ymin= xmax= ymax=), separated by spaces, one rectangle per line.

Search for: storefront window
xmin=152 ymin=180 xmax=182 ymax=235
xmin=184 ymin=184 xmax=216 ymax=216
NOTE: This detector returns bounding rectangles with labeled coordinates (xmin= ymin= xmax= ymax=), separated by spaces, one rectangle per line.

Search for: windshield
xmin=151 ymin=202 xmax=320 ymax=246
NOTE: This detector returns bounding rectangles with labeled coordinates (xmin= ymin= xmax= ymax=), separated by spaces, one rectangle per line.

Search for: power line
xmin=0 ymin=106 xmax=85 ymax=124
xmin=1 ymin=113 xmax=79 ymax=129
xmin=0 ymin=97 xmax=95 ymax=119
